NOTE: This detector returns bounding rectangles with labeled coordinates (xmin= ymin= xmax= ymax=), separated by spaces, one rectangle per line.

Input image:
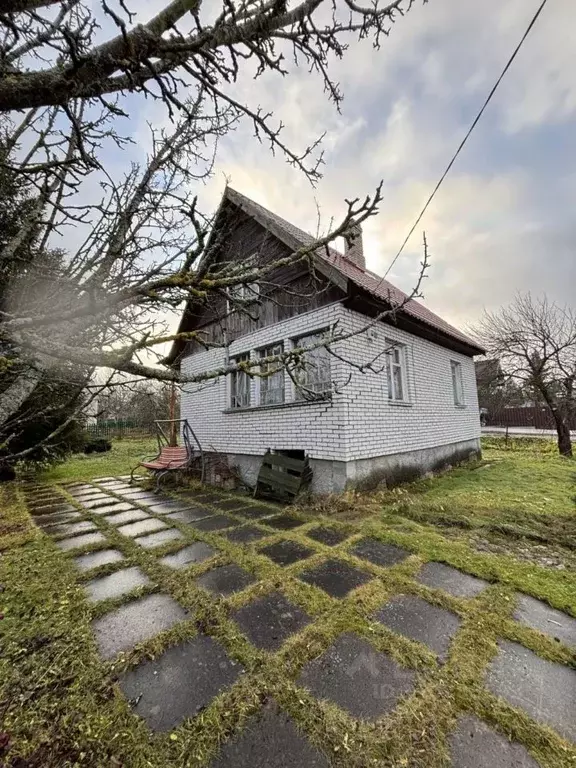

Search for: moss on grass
xmin=1 ymin=444 xmax=576 ymax=767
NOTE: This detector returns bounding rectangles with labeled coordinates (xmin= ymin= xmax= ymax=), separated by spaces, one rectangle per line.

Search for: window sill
xmin=455 ymin=404 xmax=467 ymax=409
xmin=388 ymin=399 xmax=413 ymax=408
xmin=224 ymin=396 xmax=332 ymax=414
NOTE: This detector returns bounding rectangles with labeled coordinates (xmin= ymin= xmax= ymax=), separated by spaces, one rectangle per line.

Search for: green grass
xmin=38 ymin=437 xmax=156 ymax=483
xmin=1 ymin=439 xmax=575 ymax=767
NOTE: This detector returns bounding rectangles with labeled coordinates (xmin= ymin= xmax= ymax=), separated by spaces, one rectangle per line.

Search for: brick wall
xmin=335 ymin=308 xmax=481 ymax=461
xmin=180 ymin=303 xmax=481 ymax=463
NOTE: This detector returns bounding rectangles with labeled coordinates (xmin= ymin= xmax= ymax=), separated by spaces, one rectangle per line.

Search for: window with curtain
xmin=230 ymin=353 xmax=251 ymax=408
xmin=294 ymin=331 xmax=332 ymax=399
xmin=258 ymin=343 xmax=285 ymax=405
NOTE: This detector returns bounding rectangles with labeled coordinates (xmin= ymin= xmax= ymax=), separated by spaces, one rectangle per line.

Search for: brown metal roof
xmin=225 ymin=187 xmax=484 ymax=355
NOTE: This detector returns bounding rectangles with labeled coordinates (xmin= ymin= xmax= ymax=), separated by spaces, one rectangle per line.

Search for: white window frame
xmin=293 ymin=330 xmax=332 ymax=400
xmin=451 ymin=360 xmax=465 ymax=406
xmin=385 ymin=340 xmax=409 ymax=403
xmin=258 ymin=343 xmax=285 ymax=406
xmin=230 ymin=353 xmax=251 ymax=409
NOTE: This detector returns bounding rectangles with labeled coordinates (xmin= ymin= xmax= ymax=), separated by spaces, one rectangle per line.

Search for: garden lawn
xmin=0 ymin=436 xmax=575 ymax=767
xmin=38 ymin=437 xmax=156 ymax=483
xmin=360 ymin=437 xmax=576 ymax=563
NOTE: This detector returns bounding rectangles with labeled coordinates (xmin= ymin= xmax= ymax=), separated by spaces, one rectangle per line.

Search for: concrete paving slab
xmin=298 ymin=633 xmax=416 ymax=721
xmin=299 ymin=558 xmax=373 ymax=598
xmin=31 ymin=503 xmax=77 ymax=515
xmin=164 ymin=508 xmax=213 ymax=524
xmin=117 ymin=518 xmax=167 ymax=538
xmin=263 ymin=515 xmax=304 ymax=531
xmin=187 ymin=492 xmax=229 ymax=505
xmin=448 ymin=715 xmax=539 ymax=768
xmin=81 ymin=496 xmax=116 ymax=509
xmin=105 ymin=509 xmax=151 ymax=526
xmin=134 ymin=529 xmax=184 ymax=549
xmin=57 ymin=532 xmax=107 ymax=551
xmin=134 ymin=496 xmax=169 ymax=507
xmin=90 ymin=502 xmax=136 ymax=516
xmin=209 ymin=700 xmax=330 ymax=768
xmin=306 ymin=527 xmax=350 ymax=547
xmin=196 ymin=564 xmax=257 ymax=597
xmin=191 ymin=514 xmax=237 ymax=532
xmin=224 ymin=525 xmax=269 ymax=545
xmin=233 ymin=504 xmax=278 ymax=520
xmin=29 ymin=495 xmax=64 ymax=506
xmin=35 ymin=511 xmax=82 ymax=526
xmin=374 ymin=594 xmax=461 ymax=660
xmin=417 ymin=562 xmax=488 ymax=598
xmin=148 ymin=501 xmax=194 ymax=515
xmin=45 ymin=520 xmax=97 ymax=538
xmin=259 ymin=540 xmax=314 ymax=567
xmin=159 ymin=542 xmax=217 ymax=569
xmin=68 ymin=484 xmax=96 ymax=493
xmin=92 ymin=593 xmax=187 ymax=659
xmin=74 ymin=549 xmax=125 ymax=572
xmin=210 ymin=498 xmax=250 ymax=512
xmin=85 ymin=566 xmax=150 ymax=603
xmin=232 ymin=592 xmax=311 ymax=651
xmin=120 ymin=635 xmax=243 ymax=731
xmin=486 ymin=640 xmax=576 ymax=742
xmin=117 ymin=490 xmax=162 ymax=501
xmin=351 ymin=538 xmax=410 ymax=567
xmin=514 ymin=594 xmax=576 ymax=649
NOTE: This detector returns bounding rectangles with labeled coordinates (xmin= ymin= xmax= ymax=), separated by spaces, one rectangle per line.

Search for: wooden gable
xmin=170 ymin=197 xmax=346 ymax=364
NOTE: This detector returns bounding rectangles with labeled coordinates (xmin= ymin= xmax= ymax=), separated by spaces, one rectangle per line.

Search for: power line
xmin=378 ymin=0 xmax=550 ymax=285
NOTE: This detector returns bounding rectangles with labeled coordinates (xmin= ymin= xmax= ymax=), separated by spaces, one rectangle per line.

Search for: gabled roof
xmin=225 ymin=187 xmax=484 ymax=355
xmin=167 ymin=187 xmax=484 ymax=364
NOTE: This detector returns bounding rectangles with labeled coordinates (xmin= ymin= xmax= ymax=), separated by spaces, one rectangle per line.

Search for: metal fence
xmin=86 ymin=420 xmax=155 ymax=440
xmin=484 ymin=406 xmax=576 ymax=430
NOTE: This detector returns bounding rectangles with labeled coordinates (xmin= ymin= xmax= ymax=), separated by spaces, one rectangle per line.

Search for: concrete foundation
xmin=214 ymin=438 xmax=482 ymax=495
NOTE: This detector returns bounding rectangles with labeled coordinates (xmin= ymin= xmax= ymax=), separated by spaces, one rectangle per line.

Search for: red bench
xmin=130 ymin=419 xmax=204 ymax=490
xmin=140 ymin=447 xmax=189 ymax=471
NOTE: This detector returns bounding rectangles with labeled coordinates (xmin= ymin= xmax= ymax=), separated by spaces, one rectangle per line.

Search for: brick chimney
xmin=344 ymin=223 xmax=365 ymax=270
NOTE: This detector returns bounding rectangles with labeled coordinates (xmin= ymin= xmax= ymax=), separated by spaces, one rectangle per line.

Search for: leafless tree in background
xmin=476 ymin=294 xmax=576 ymax=457
xmin=0 ymin=0 xmax=428 ymax=464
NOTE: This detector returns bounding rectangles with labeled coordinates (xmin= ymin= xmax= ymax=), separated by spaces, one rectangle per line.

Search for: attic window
xmin=226 ymin=282 xmax=260 ymax=312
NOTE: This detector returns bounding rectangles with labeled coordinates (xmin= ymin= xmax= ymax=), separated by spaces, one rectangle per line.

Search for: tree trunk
xmin=553 ymin=412 xmax=573 ymax=457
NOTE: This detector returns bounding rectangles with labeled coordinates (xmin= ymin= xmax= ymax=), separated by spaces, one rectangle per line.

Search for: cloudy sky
xmin=130 ymin=0 xmax=574 ymax=334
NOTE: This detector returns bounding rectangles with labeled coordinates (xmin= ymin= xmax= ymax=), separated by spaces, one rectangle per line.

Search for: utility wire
xmin=378 ymin=0 xmax=550 ymax=286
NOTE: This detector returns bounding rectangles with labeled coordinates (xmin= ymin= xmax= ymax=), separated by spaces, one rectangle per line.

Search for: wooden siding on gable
xmin=180 ymin=202 xmax=346 ymax=358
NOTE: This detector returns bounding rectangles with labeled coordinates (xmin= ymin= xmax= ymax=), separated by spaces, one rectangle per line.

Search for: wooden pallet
xmin=254 ymin=450 xmax=312 ymax=502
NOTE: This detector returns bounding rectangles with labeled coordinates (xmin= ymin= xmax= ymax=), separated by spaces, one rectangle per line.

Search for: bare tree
xmin=0 ymin=0 xmax=430 ymax=466
xmin=476 ymin=294 xmax=576 ymax=457
xmin=0 ymin=0 xmax=416 ymax=120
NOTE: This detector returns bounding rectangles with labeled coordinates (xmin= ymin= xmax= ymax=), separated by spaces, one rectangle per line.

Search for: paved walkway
xmin=25 ymin=478 xmax=576 ymax=767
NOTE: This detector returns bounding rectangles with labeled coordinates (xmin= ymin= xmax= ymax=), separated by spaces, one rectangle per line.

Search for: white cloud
xmin=85 ymin=0 xmax=576 ymax=336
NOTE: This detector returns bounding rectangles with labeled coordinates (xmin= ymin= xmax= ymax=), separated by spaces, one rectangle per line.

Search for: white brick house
xmin=168 ymin=188 xmax=484 ymax=494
